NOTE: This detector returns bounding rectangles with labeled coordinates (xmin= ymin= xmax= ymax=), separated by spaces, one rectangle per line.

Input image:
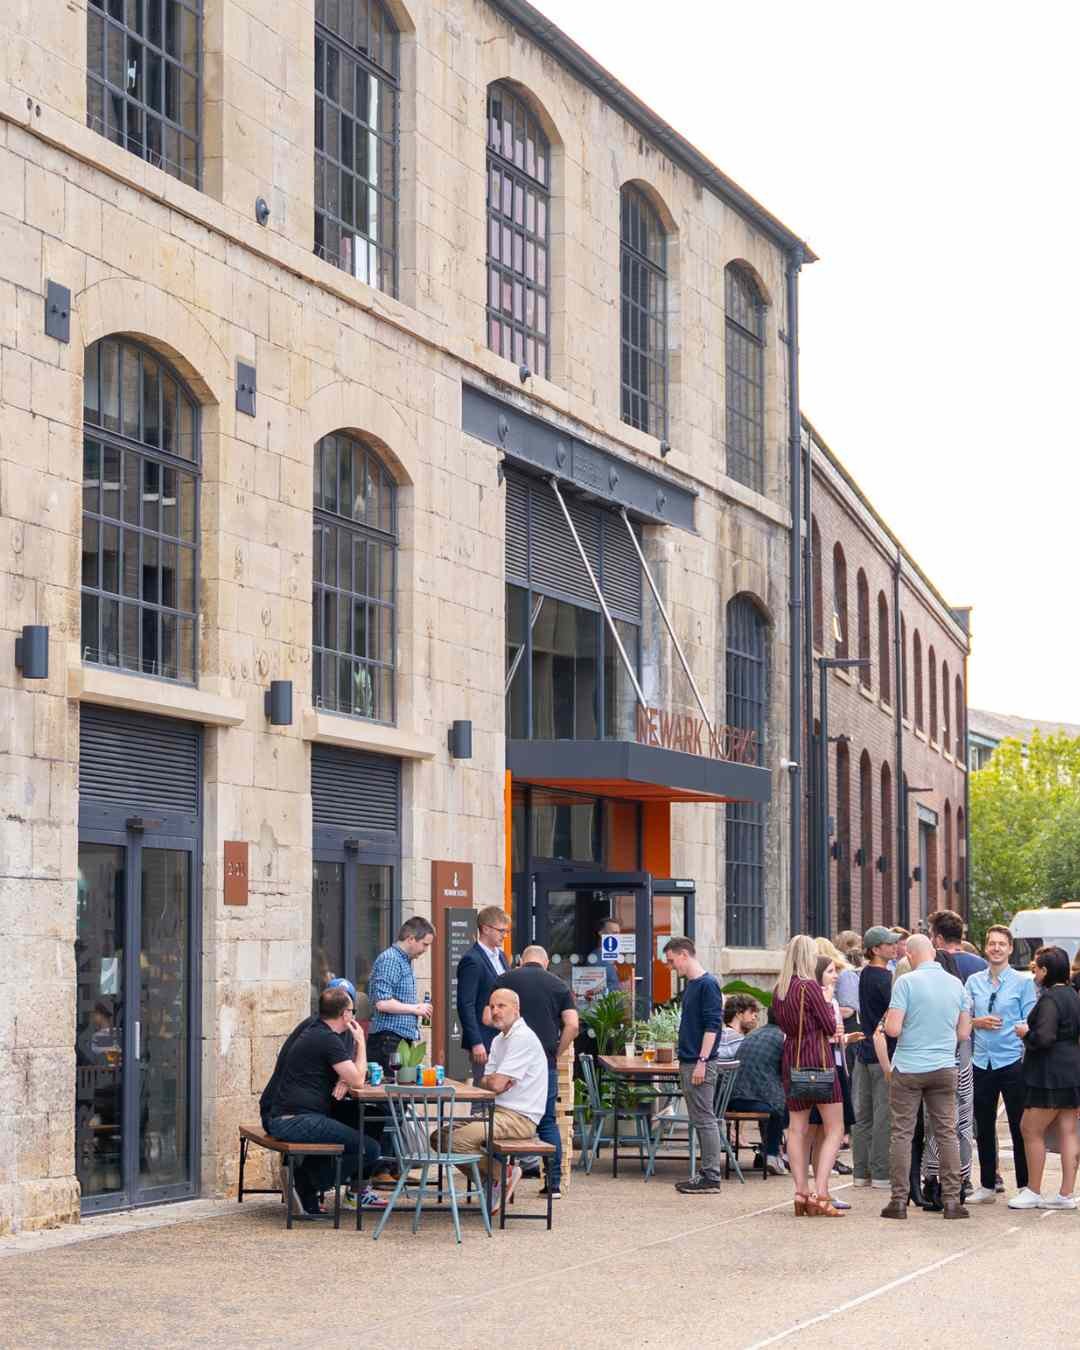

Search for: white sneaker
xmin=851 ymin=1177 xmax=871 ymax=1188
xmin=765 ymin=1155 xmax=788 ymax=1176
xmin=1038 ymin=1192 xmax=1078 ymax=1210
xmin=966 ymin=1186 xmax=997 ymax=1204
xmin=1008 ymin=1187 xmax=1043 ymax=1209
xmin=871 ymin=1179 xmax=892 ymax=1190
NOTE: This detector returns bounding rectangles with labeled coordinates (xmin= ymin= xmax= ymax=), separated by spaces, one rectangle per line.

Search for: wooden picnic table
xmin=597 ymin=1055 xmax=681 ymax=1177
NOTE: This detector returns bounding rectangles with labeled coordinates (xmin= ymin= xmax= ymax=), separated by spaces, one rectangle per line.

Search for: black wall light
xmin=15 ymin=625 xmax=49 ymax=679
xmin=449 ymin=720 xmax=473 ymax=759
xmin=264 ymin=680 xmax=293 ymax=726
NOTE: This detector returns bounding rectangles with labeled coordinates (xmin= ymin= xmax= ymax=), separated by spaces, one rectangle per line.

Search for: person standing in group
xmin=851 ymin=927 xmax=899 ymax=1191
xmin=963 ymin=925 xmax=1036 ymax=1205
xmin=1008 ymin=946 xmax=1080 ymax=1210
xmin=772 ymin=935 xmax=846 ymax=1217
xmin=663 ymin=937 xmax=725 ymax=1194
xmin=457 ymin=906 xmax=511 ymax=1086
xmin=880 ymin=934 xmax=971 ymax=1220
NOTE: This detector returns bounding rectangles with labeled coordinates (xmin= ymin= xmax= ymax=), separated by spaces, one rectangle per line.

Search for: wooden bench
xmin=238 ymin=1126 xmax=345 ymax=1229
xmin=492 ymin=1139 xmax=558 ymax=1231
xmin=723 ymin=1111 xmax=772 ymax=1181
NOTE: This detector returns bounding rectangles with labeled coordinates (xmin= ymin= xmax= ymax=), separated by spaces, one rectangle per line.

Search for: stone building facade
xmin=0 ymin=0 xmax=810 ymax=1230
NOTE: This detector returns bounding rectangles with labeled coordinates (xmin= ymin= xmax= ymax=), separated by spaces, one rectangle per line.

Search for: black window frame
xmin=314 ymin=0 xmax=399 ymax=296
xmin=486 ymin=82 xmax=551 ymax=378
xmin=86 ymin=0 xmax=203 ymax=189
xmin=620 ymin=185 xmax=668 ymax=440
xmin=81 ymin=336 xmax=200 ymax=685
xmin=725 ymin=594 xmax=769 ymax=948
xmin=724 ymin=263 xmax=766 ymax=494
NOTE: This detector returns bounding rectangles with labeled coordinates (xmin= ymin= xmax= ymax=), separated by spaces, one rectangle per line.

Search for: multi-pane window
xmin=725 ymin=596 xmax=769 ymax=948
xmin=82 ymin=338 xmax=199 ymax=682
xmin=878 ymin=592 xmax=891 ymax=704
xmin=86 ymin=0 xmax=202 ymax=188
xmin=942 ymin=660 xmax=951 ymax=753
xmin=880 ymin=762 xmax=893 ymax=925
xmin=955 ymin=675 xmax=965 ymax=759
xmin=313 ymin=433 xmax=396 ymax=722
xmin=929 ymin=645 xmax=938 ymax=742
xmin=856 ymin=569 xmax=871 ymax=686
xmin=913 ymin=631 xmax=924 ymax=730
xmin=859 ymin=750 xmax=873 ymax=928
xmin=620 ymin=186 xmax=667 ymax=438
xmin=486 ymin=83 xmax=550 ymax=376
xmin=833 ymin=543 xmax=848 ymax=657
xmin=315 ymin=0 xmax=398 ymax=294
xmin=725 ymin=264 xmax=766 ymax=493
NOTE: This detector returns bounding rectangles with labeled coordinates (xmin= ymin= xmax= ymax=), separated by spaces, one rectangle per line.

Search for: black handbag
xmin=789 ymin=985 xmax=835 ymax=1103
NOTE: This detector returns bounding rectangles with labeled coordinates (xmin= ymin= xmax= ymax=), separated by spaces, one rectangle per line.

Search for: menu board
xmin=442 ymin=906 xmax=475 ymax=1082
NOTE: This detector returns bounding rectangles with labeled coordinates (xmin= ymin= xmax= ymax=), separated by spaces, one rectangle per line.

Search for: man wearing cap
xmin=851 ymin=926 xmax=899 ymax=1190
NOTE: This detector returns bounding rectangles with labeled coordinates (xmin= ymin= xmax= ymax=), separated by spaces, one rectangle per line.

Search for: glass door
xmin=650 ymin=880 xmax=696 ymax=1007
xmin=311 ymin=855 xmax=395 ymax=1020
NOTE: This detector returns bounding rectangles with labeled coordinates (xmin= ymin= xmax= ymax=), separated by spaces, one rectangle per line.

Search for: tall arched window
xmin=620 ymin=185 xmax=667 ymax=438
xmin=942 ymin=660 xmax=951 ymax=755
xmin=880 ymin=761 xmax=893 ymax=926
xmin=486 ymin=82 xmax=550 ymax=375
xmin=315 ymin=0 xmax=399 ymax=293
xmin=929 ymin=645 xmax=938 ymax=742
xmin=811 ymin=517 xmax=823 ymax=651
xmin=856 ymin=569 xmax=870 ymax=687
xmin=725 ymin=596 xmax=769 ymax=948
xmin=956 ymin=805 xmax=966 ymax=904
xmin=859 ymin=750 xmax=873 ymax=928
xmin=832 ymin=543 xmax=848 ymax=657
xmin=313 ymin=432 xmax=397 ymax=722
xmin=955 ymin=673 xmax=965 ymax=759
xmin=725 ymin=264 xmax=766 ymax=493
xmin=836 ymin=740 xmax=851 ymax=930
xmin=877 ymin=592 xmax=891 ymax=704
xmin=944 ymin=799 xmax=953 ymax=895
xmin=900 ymin=615 xmax=908 ymax=718
xmin=82 ymin=337 xmax=199 ymax=681
xmin=913 ymin=630 xmax=924 ymax=730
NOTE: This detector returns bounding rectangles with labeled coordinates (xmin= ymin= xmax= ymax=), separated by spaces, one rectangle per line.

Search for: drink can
xmin=368 ymin=1062 xmax=383 ymax=1086
xmin=434 ymin=1064 xmax=445 ymax=1086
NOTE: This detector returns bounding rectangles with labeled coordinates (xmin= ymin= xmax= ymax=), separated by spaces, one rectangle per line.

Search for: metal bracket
xmin=236 ymin=360 xmax=256 ymax=416
xmin=45 ymin=280 xmax=71 ymax=343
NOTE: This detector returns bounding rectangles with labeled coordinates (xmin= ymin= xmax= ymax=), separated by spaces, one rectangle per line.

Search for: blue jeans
xmin=268 ymin=1113 xmax=379 ymax=1201
xmin=727 ymin=1097 xmax=786 ymax=1157
xmin=537 ymin=1065 xmax=562 ymax=1188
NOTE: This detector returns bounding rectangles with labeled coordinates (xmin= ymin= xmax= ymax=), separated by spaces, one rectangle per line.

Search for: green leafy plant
xmin=637 ymin=1004 xmax=681 ymax=1044
xmin=579 ymin=990 xmax=632 ymax=1056
xmin=395 ymin=1038 xmax=426 ymax=1069
xmin=720 ymin=979 xmax=773 ymax=1008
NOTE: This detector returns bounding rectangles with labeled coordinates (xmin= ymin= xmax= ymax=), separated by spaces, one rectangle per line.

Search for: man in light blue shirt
xmin=880 ymin=935 xmax=972 ymax=1220
xmin=963 ymin=924 xmax=1037 ymax=1203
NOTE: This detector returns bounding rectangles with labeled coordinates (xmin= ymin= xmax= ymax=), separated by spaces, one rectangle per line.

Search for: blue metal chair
xmin=645 ymin=1060 xmax=746 ymax=1182
xmin=577 ymin=1053 xmax=652 ymax=1174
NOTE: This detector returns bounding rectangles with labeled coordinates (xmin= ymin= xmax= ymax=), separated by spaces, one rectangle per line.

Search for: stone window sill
xmin=68 ymin=664 xmax=246 ymax=726
xmin=301 ymin=708 xmax=437 ymax=760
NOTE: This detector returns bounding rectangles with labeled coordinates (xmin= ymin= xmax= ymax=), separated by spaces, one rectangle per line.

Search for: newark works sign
xmin=635 ymin=705 xmax=758 ymax=765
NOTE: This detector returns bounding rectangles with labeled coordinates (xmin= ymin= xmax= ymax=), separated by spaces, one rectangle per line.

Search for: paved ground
xmin=2 ymin=1139 xmax=1078 ymax=1350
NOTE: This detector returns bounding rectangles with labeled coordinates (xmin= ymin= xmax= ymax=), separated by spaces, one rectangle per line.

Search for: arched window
xmin=832 ymin=543 xmax=848 ymax=657
xmin=82 ymin=337 xmax=199 ymax=681
xmin=929 ymin=645 xmax=938 ymax=742
xmin=942 ymin=660 xmax=951 ymax=755
xmin=725 ymin=596 xmax=769 ymax=948
xmin=725 ymin=264 xmax=766 ymax=493
xmin=87 ymin=0 xmax=202 ymax=187
xmin=944 ymin=799 xmax=953 ymax=895
xmin=956 ymin=805 xmax=966 ymax=904
xmin=877 ymin=592 xmax=891 ymax=704
xmin=836 ymin=740 xmax=851 ymax=930
xmin=955 ymin=674 xmax=965 ymax=759
xmin=811 ymin=517 xmax=823 ymax=651
xmin=913 ymin=630 xmax=924 ymax=730
xmin=856 ymin=569 xmax=870 ymax=687
xmin=900 ymin=615 xmax=908 ymax=718
xmin=859 ymin=750 xmax=873 ymax=928
xmin=880 ymin=761 xmax=893 ymax=926
xmin=315 ymin=0 xmax=399 ymax=293
xmin=620 ymin=185 xmax=667 ymax=438
xmin=486 ymin=82 xmax=550 ymax=375
xmin=313 ymin=432 xmax=397 ymax=721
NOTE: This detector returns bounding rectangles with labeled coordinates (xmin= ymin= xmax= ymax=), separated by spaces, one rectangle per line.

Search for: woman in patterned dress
xmin=773 ymin=934 xmax=845 ymax=1216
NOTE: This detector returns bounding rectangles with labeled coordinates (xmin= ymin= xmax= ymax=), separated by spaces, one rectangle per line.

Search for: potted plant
xmin=394 ymin=1038 xmax=425 ymax=1083
xmin=642 ymin=1005 xmax=681 ymax=1063
xmin=579 ymin=990 xmax=632 ymax=1057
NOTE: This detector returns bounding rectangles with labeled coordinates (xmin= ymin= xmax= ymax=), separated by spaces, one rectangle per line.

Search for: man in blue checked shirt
xmin=963 ymin=924 xmax=1037 ymax=1204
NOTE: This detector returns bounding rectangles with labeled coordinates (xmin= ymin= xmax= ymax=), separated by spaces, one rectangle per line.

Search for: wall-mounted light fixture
xmin=518 ymin=362 xmax=531 ymax=384
xmin=264 ymin=680 xmax=293 ymax=726
xmin=829 ymin=840 xmax=843 ymax=861
xmin=876 ymin=854 xmax=889 ymax=873
xmin=448 ymin=719 xmax=473 ymax=759
xmin=659 ymin=439 xmax=672 ymax=459
xmin=14 ymin=625 xmax=49 ymax=679
xmin=912 ymin=866 xmax=922 ymax=883
xmin=255 ymin=196 xmax=270 ymax=226
xmin=854 ymin=847 xmax=865 ymax=867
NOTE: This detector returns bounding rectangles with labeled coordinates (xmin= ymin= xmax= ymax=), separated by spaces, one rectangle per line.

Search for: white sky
xmin=531 ymin=0 xmax=1080 ymax=722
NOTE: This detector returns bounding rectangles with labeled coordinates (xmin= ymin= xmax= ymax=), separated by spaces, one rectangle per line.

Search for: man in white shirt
xmin=446 ymin=988 xmax=547 ymax=1204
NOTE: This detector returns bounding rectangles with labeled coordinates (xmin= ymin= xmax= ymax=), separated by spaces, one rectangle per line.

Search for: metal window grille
xmin=81 ymin=337 xmax=199 ymax=683
xmin=725 ymin=595 xmax=768 ymax=948
xmin=314 ymin=0 xmax=398 ymax=295
xmin=312 ymin=432 xmax=397 ymax=723
xmin=620 ymin=186 xmax=667 ymax=438
xmin=486 ymin=83 xmax=550 ymax=376
xmin=86 ymin=0 xmax=202 ymax=189
xmin=724 ymin=265 xmax=765 ymax=493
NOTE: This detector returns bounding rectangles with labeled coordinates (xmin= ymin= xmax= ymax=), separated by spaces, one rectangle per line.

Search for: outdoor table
xmin=349 ymin=1077 xmax=497 ymax=1231
xmin=597 ymin=1055 xmax=681 ymax=1178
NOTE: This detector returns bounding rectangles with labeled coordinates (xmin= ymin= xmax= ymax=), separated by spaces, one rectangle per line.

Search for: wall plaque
xmin=224 ymin=841 xmax=249 ymax=906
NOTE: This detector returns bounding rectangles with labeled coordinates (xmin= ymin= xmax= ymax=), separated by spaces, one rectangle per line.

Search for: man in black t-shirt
xmin=263 ymin=985 xmax=378 ymax=1214
xmin=493 ymin=945 xmax=579 ymax=1197
xmin=852 ymin=926 xmax=899 ymax=1189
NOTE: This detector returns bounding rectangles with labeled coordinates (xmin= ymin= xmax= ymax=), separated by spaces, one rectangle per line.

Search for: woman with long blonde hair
xmin=773 ymin=935 xmax=846 ymax=1216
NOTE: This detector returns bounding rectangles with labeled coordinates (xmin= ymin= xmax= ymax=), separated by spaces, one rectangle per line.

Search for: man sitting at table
xmin=441 ymin=988 xmax=548 ymax=1208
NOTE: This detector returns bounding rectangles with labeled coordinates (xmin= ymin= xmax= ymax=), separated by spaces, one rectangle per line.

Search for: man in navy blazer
xmin=457 ymin=906 xmax=511 ymax=1084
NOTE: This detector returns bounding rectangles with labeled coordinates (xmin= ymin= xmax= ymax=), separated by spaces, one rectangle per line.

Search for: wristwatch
xmin=698 ymin=1055 xmax=709 ymax=1062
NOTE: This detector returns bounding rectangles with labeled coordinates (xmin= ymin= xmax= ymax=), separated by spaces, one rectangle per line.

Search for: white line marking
xmin=743 ymin=1226 xmax=1021 ymax=1349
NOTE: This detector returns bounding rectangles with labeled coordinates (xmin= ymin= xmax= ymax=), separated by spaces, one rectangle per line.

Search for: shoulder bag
xmin=788 ymin=984 xmax=835 ymax=1102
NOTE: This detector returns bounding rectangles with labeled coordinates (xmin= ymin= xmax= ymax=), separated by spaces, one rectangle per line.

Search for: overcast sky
xmin=531 ymin=0 xmax=1080 ymax=722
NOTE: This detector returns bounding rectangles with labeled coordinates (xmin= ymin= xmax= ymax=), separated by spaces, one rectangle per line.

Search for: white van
xmin=1009 ymin=904 xmax=1080 ymax=969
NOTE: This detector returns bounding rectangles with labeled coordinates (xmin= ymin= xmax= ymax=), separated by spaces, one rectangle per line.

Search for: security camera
xmin=780 ymin=758 xmax=799 ymax=772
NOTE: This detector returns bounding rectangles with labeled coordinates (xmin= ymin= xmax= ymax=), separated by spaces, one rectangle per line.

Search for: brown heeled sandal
xmin=808 ymin=1193 xmax=844 ymax=1217
xmin=793 ymin=1192 xmax=810 ymax=1216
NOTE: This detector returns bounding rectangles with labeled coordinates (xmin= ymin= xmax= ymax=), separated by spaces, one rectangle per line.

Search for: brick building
xmin=0 ymin=0 xmax=813 ymax=1230
xmin=803 ymin=420 xmax=971 ymax=937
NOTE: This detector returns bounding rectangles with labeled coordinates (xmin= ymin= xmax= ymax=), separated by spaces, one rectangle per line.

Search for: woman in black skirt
xmin=1009 ymin=945 xmax=1080 ymax=1210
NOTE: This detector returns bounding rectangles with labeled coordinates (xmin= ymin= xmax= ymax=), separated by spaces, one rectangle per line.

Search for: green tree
xmin=970 ymin=730 xmax=1080 ymax=941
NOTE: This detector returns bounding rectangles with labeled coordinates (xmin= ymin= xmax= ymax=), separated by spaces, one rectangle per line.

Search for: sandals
xmin=793 ymin=1192 xmax=809 ymax=1216
xmin=808 ymin=1192 xmax=844 ymax=1217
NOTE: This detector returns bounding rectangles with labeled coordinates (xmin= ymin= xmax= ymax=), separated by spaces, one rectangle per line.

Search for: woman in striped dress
xmin=773 ymin=934 xmax=846 ymax=1216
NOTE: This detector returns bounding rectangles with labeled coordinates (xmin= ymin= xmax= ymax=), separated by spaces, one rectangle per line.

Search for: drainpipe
xmin=786 ymin=246 xmax=805 ymax=939
xmin=803 ymin=424 xmax=816 ymax=934
xmin=893 ymin=548 xmax=907 ymax=928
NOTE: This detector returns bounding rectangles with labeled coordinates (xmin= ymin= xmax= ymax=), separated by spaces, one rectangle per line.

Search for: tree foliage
xmin=970 ymin=731 xmax=1080 ymax=940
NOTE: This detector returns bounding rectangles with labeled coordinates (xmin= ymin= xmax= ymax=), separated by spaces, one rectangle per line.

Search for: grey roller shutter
xmin=79 ymin=705 xmax=200 ymax=820
xmin=311 ymin=744 xmax=400 ymax=833
xmin=600 ymin=514 xmax=642 ymax=623
xmin=505 ymin=474 xmax=529 ymax=587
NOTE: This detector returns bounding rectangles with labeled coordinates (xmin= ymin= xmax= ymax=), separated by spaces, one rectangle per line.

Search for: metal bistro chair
xmin=576 ymin=1054 xmax=653 ymax=1175
xmin=372 ymin=1086 xmax=492 ymax=1245
xmin=645 ymin=1060 xmax=746 ymax=1182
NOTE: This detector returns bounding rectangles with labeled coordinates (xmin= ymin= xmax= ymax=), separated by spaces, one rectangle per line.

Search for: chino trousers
xmin=851 ymin=1059 xmax=891 ymax=1183
xmin=889 ymin=1068 xmax=960 ymax=1205
xmin=973 ymin=1060 xmax=1029 ymax=1191
xmin=445 ymin=1105 xmax=537 ymax=1180
xmin=679 ymin=1061 xmax=722 ymax=1183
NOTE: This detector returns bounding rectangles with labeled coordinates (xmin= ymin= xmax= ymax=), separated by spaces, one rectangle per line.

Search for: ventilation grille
xmin=312 ymin=744 xmax=400 ymax=832
xmin=79 ymin=705 xmax=200 ymax=819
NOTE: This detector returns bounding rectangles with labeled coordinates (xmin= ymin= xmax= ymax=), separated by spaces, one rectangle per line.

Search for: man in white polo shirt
xmin=446 ymin=987 xmax=547 ymax=1205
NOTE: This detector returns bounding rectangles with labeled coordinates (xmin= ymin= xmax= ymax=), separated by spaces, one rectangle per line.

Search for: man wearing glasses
xmin=964 ymin=924 xmax=1037 ymax=1204
xmin=457 ymin=906 xmax=511 ymax=1085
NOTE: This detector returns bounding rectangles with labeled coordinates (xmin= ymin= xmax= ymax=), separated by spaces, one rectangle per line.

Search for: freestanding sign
xmin=430 ymin=861 xmax=474 ymax=1082
xmin=442 ymin=907 xmax=475 ymax=1083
